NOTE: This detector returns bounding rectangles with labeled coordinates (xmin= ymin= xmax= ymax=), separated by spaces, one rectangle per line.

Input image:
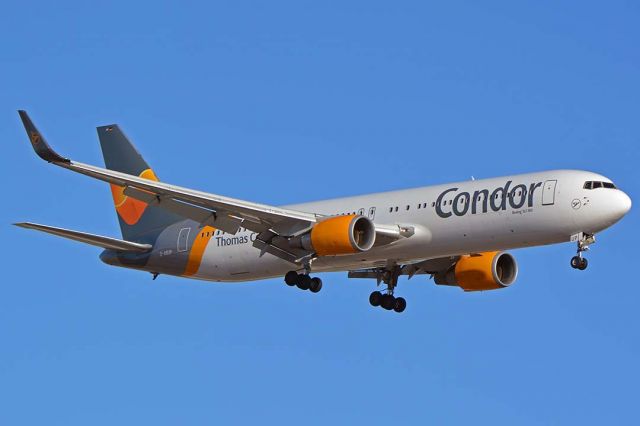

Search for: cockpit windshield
xmin=584 ymin=181 xmax=616 ymax=190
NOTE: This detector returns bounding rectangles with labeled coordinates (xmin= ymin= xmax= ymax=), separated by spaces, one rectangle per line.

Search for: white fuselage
xmin=190 ymin=170 xmax=631 ymax=282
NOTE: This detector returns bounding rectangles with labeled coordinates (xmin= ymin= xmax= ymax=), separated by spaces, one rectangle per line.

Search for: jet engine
xmin=434 ymin=251 xmax=518 ymax=291
xmin=290 ymin=214 xmax=376 ymax=256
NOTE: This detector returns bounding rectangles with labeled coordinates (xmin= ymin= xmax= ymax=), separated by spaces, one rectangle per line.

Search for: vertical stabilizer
xmin=97 ymin=125 xmax=182 ymax=241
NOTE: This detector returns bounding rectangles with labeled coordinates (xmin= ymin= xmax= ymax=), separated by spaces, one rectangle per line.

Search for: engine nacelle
xmin=290 ymin=215 xmax=376 ymax=256
xmin=435 ymin=251 xmax=518 ymax=291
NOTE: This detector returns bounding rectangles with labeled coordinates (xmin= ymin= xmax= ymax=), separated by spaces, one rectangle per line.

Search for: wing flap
xmin=123 ymin=186 xmax=244 ymax=234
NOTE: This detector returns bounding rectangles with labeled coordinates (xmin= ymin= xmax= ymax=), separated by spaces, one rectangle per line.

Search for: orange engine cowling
xmin=291 ymin=215 xmax=376 ymax=256
xmin=435 ymin=251 xmax=518 ymax=291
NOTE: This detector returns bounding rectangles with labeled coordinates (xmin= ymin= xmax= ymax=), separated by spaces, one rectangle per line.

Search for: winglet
xmin=18 ymin=110 xmax=70 ymax=163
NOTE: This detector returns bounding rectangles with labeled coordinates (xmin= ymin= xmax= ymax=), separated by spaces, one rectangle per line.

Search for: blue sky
xmin=1 ymin=1 xmax=638 ymax=424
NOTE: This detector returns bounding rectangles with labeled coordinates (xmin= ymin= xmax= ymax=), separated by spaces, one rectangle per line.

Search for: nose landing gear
xmin=570 ymin=232 xmax=595 ymax=270
xmin=570 ymin=255 xmax=588 ymax=270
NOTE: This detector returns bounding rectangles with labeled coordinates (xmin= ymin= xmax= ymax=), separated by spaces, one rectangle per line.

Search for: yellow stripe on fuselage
xmin=183 ymin=226 xmax=215 ymax=276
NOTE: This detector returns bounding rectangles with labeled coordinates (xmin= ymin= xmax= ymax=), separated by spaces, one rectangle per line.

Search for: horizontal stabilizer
xmin=14 ymin=222 xmax=152 ymax=252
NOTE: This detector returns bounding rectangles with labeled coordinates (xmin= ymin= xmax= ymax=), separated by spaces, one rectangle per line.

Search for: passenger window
xmin=395 ymin=206 xmax=398 ymax=212
xmin=389 ymin=207 xmax=393 ymax=213
xmin=406 ymin=205 xmax=410 ymax=210
xmin=432 ymin=202 xmax=435 ymax=207
xmin=368 ymin=207 xmax=376 ymax=220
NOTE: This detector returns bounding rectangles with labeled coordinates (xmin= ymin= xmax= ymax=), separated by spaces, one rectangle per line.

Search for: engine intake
xmin=291 ymin=215 xmax=376 ymax=256
xmin=435 ymin=251 xmax=518 ymax=291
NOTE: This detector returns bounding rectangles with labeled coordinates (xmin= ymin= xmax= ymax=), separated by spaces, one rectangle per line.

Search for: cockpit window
xmin=584 ymin=180 xmax=617 ymax=190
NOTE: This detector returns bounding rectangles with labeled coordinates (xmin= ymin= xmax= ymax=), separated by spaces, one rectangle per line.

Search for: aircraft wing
xmin=18 ymin=111 xmax=410 ymax=264
xmin=18 ymin=110 xmax=319 ymax=238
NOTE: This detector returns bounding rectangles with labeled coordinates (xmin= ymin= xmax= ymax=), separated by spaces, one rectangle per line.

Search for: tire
xmin=578 ymin=258 xmax=588 ymax=270
xmin=570 ymin=256 xmax=581 ymax=269
xmin=310 ymin=277 xmax=323 ymax=293
xmin=297 ymin=274 xmax=311 ymax=290
xmin=284 ymin=271 xmax=298 ymax=286
xmin=381 ymin=294 xmax=395 ymax=310
xmin=393 ymin=297 xmax=407 ymax=313
xmin=369 ymin=291 xmax=382 ymax=307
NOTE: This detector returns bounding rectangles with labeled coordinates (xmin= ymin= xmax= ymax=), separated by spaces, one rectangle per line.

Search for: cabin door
xmin=542 ymin=180 xmax=557 ymax=206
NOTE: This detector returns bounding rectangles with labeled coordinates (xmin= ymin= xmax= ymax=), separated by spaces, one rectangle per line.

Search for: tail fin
xmin=97 ymin=125 xmax=182 ymax=241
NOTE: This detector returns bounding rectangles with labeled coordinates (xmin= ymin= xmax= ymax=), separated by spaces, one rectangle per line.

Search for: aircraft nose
xmin=609 ymin=190 xmax=632 ymax=222
xmin=619 ymin=191 xmax=632 ymax=216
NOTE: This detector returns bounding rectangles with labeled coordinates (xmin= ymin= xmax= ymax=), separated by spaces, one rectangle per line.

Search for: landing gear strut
xmin=368 ymin=265 xmax=406 ymax=313
xmin=284 ymin=271 xmax=322 ymax=293
xmin=570 ymin=232 xmax=595 ymax=271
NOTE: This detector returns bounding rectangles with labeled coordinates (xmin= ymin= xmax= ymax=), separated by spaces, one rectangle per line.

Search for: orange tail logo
xmin=110 ymin=169 xmax=159 ymax=225
xmin=29 ymin=131 xmax=41 ymax=146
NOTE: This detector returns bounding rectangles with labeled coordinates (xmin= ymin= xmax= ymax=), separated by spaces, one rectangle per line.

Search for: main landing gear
xmin=369 ymin=291 xmax=406 ymax=313
xmin=570 ymin=232 xmax=595 ymax=271
xmin=284 ymin=270 xmax=322 ymax=293
xmin=369 ymin=265 xmax=406 ymax=313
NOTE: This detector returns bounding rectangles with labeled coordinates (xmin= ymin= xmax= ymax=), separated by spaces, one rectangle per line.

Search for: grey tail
xmin=97 ymin=125 xmax=183 ymax=242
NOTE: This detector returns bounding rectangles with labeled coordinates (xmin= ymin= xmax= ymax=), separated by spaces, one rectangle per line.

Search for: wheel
xmin=381 ymin=294 xmax=396 ymax=310
xmin=578 ymin=257 xmax=588 ymax=270
xmin=393 ymin=297 xmax=407 ymax=313
xmin=570 ymin=256 xmax=581 ymax=269
xmin=369 ymin=291 xmax=382 ymax=307
xmin=284 ymin=271 xmax=298 ymax=286
xmin=297 ymin=274 xmax=311 ymax=290
xmin=309 ymin=277 xmax=323 ymax=293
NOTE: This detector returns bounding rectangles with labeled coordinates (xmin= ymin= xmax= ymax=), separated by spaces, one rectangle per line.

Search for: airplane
xmin=15 ymin=111 xmax=632 ymax=313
